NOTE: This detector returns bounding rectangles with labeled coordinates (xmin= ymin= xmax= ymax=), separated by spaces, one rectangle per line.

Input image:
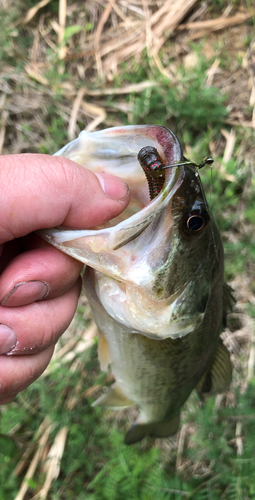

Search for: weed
xmin=130 ymin=58 xmax=228 ymax=137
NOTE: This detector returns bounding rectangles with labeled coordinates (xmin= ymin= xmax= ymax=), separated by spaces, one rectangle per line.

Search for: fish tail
xmin=125 ymin=413 xmax=180 ymax=445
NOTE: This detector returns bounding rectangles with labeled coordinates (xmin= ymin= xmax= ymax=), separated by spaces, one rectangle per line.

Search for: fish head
xmin=40 ymin=125 xmax=223 ymax=340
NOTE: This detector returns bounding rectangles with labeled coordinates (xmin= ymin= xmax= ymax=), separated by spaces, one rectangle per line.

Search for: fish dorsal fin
xmin=92 ymin=384 xmax=134 ymax=409
xmin=125 ymin=413 xmax=180 ymax=445
xmin=222 ymin=282 xmax=235 ymax=328
xmin=196 ymin=339 xmax=232 ymax=399
xmin=98 ymin=329 xmax=111 ymax=372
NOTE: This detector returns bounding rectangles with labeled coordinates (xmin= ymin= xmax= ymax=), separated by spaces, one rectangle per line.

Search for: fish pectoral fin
xmin=196 ymin=339 xmax=232 ymax=399
xmin=98 ymin=329 xmax=111 ymax=372
xmin=125 ymin=413 xmax=180 ymax=445
xmin=92 ymin=384 xmax=134 ymax=409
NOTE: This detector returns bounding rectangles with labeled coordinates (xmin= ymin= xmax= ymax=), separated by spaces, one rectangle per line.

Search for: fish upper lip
xmin=52 ymin=125 xmax=184 ymax=248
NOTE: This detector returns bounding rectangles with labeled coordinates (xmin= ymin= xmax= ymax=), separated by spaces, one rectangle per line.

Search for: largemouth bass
xmin=40 ymin=125 xmax=233 ymax=444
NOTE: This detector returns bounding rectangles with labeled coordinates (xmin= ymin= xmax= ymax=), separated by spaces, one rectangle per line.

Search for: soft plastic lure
xmin=138 ymin=145 xmax=214 ymax=201
xmin=137 ymin=146 xmax=166 ymax=200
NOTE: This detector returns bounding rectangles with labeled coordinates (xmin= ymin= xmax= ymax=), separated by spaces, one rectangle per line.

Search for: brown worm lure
xmin=138 ymin=146 xmax=214 ymax=201
xmin=137 ymin=146 xmax=165 ymax=200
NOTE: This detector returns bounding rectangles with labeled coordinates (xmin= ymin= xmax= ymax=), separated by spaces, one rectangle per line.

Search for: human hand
xmin=0 ymin=154 xmax=130 ymax=404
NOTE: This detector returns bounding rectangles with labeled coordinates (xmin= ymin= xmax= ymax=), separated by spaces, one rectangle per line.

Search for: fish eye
xmin=187 ymin=215 xmax=205 ymax=232
xmin=181 ymin=202 xmax=209 ymax=236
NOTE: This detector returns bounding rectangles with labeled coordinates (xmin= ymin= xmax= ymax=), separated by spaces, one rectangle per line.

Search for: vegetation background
xmin=0 ymin=0 xmax=255 ymax=498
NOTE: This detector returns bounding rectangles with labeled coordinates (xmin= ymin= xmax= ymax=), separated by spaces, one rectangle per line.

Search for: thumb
xmin=0 ymin=154 xmax=130 ymax=244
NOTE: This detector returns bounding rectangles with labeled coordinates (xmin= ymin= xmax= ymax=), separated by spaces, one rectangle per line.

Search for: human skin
xmin=0 ymin=154 xmax=130 ymax=404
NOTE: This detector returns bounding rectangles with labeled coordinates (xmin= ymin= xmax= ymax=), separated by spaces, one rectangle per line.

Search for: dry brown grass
xmin=1 ymin=0 xmax=254 ymax=154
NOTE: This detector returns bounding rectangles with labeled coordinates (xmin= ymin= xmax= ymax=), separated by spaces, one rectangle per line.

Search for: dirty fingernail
xmin=0 ymin=325 xmax=17 ymax=354
xmin=1 ymin=281 xmax=50 ymax=307
xmin=95 ymin=173 xmax=129 ymax=201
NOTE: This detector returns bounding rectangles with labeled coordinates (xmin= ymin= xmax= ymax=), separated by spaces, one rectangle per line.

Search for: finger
xmin=0 ymin=278 xmax=81 ymax=355
xmin=0 ymin=344 xmax=55 ymax=402
xmin=0 ymin=245 xmax=83 ymax=307
xmin=0 ymin=154 xmax=130 ymax=244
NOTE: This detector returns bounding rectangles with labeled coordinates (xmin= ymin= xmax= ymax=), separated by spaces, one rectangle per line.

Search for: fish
xmin=40 ymin=125 xmax=234 ymax=444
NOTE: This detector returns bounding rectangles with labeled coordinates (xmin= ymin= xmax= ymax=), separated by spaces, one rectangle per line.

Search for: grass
xmin=0 ymin=0 xmax=255 ymax=499
xmin=130 ymin=58 xmax=228 ymax=135
xmin=2 ymin=364 xmax=255 ymax=499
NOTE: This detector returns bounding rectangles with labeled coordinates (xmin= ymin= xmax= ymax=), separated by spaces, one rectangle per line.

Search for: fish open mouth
xmin=40 ymin=125 xmax=183 ymax=257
